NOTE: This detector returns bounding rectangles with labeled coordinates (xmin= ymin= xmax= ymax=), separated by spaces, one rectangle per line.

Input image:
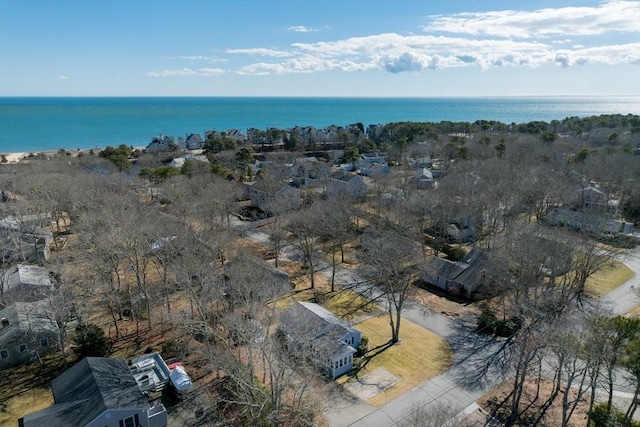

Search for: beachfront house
xmin=279 ymin=301 xmax=361 ymax=379
xmin=184 ymin=133 xmax=203 ymax=150
xmin=20 ymin=357 xmax=168 ymax=427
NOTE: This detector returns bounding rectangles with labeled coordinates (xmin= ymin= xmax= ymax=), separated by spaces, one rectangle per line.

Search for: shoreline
xmin=1 ymin=146 xmax=147 ymax=164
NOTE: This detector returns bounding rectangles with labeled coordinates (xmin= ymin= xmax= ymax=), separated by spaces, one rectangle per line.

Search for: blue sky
xmin=0 ymin=0 xmax=638 ymax=97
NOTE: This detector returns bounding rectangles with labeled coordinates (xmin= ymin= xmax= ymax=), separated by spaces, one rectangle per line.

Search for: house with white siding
xmin=280 ymin=301 xmax=361 ymax=379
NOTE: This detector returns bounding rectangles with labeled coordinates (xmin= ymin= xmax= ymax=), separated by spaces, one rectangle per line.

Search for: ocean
xmin=1 ymin=96 xmax=639 ymax=153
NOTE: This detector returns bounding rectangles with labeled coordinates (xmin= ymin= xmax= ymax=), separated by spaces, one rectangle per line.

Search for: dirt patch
xmin=412 ymin=285 xmax=480 ymax=319
xmin=480 ymin=378 xmax=591 ymax=427
xmin=343 ymin=368 xmax=401 ymax=401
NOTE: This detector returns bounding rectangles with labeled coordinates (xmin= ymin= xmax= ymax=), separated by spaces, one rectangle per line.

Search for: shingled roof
xmin=21 ymin=357 xmax=149 ymax=427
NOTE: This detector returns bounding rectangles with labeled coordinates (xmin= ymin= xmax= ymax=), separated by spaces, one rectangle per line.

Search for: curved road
xmin=240 ymin=226 xmax=640 ymax=426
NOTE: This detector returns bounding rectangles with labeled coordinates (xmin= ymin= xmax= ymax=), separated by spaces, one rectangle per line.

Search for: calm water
xmin=1 ymin=97 xmax=639 ymax=153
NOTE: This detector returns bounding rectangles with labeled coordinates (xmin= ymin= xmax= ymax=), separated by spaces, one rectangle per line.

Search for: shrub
xmin=162 ymin=339 xmax=188 ymax=359
xmin=589 ymin=402 xmax=640 ymax=427
xmin=74 ymin=323 xmax=109 ymax=358
xmin=356 ymin=336 xmax=369 ymax=357
xmin=445 ymin=245 xmax=466 ymax=261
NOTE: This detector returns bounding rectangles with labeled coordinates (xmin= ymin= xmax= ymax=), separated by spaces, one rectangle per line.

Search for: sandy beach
xmin=1 ymin=146 xmax=148 ymax=164
xmin=1 ymin=152 xmax=26 ymax=163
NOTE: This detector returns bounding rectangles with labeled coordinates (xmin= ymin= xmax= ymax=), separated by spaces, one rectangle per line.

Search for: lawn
xmin=0 ymin=387 xmax=53 ymax=425
xmin=275 ymin=288 xmax=381 ymax=321
xmin=340 ymin=314 xmax=452 ymax=407
xmin=584 ymin=259 xmax=634 ymax=297
xmin=627 ymin=305 xmax=640 ymax=318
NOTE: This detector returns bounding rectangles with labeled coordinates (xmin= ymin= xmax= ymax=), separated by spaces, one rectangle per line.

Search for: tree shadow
xmin=352 ymin=340 xmax=394 ymax=378
xmin=444 ymin=318 xmax=512 ymax=393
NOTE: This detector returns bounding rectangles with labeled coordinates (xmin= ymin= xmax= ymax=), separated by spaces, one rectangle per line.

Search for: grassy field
xmin=584 ymin=260 xmax=634 ymax=297
xmin=275 ymin=288 xmax=381 ymax=321
xmin=340 ymin=314 xmax=452 ymax=407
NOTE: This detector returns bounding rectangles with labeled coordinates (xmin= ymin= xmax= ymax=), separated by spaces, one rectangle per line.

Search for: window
xmin=0 ymin=349 xmax=8 ymax=359
xmin=18 ymin=343 xmax=27 ymax=353
xmin=119 ymin=415 xmax=139 ymax=427
xmin=335 ymin=361 xmax=338 ymax=369
xmin=40 ymin=338 xmax=48 ymax=348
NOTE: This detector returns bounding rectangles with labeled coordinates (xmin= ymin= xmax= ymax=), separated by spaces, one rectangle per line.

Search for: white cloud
xmin=226 ymin=48 xmax=293 ymax=57
xmin=57 ymin=75 xmax=69 ymax=80
xmin=147 ymin=68 xmax=225 ymax=77
xmin=174 ymin=55 xmax=229 ymax=63
xmin=288 ymin=25 xmax=321 ymax=33
xmin=380 ymin=52 xmax=439 ymax=73
xmin=424 ymin=0 xmax=640 ymax=38
xmin=174 ymin=2 xmax=640 ymax=76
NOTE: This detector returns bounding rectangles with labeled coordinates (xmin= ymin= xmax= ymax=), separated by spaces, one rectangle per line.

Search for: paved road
xmin=241 ymin=226 xmax=640 ymax=426
xmin=601 ymin=246 xmax=640 ymax=315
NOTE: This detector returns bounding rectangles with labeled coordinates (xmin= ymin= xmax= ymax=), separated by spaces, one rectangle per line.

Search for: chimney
xmin=1 ymin=318 xmax=9 ymax=328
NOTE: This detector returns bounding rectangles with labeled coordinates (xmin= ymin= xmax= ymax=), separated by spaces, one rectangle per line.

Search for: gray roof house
xmin=0 ymin=301 xmax=59 ymax=369
xmin=358 ymin=153 xmax=386 ymax=167
xmin=20 ymin=357 xmax=168 ymax=427
xmin=2 ymin=264 xmax=55 ymax=302
xmin=411 ymin=168 xmax=435 ymax=189
xmin=574 ymin=183 xmax=619 ymax=216
xmin=327 ymin=171 xmax=367 ymax=199
xmin=544 ymin=207 xmax=634 ymax=235
xmin=359 ymin=162 xmax=391 ymax=177
xmin=223 ymin=255 xmax=291 ymax=305
xmin=248 ymin=181 xmax=301 ymax=214
xmin=184 ymin=133 xmax=203 ymax=150
xmin=280 ymin=301 xmax=361 ymax=379
xmin=291 ymin=157 xmax=332 ymax=188
xmin=421 ymin=247 xmax=488 ymax=298
xmin=146 ymin=134 xmax=185 ymax=153
xmin=0 ymin=215 xmax=54 ymax=263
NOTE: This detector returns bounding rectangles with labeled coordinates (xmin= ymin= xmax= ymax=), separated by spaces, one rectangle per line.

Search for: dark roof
xmin=22 ymin=357 xmax=148 ymax=427
xmin=330 ymin=171 xmax=359 ymax=182
xmin=280 ymin=301 xmax=358 ymax=347
xmin=423 ymin=247 xmax=487 ymax=289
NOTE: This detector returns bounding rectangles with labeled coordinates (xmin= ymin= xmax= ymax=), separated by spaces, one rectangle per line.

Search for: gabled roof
xmin=423 ymin=247 xmax=487 ymax=289
xmin=2 ymin=264 xmax=53 ymax=293
xmin=22 ymin=357 xmax=149 ymax=427
xmin=281 ymin=301 xmax=358 ymax=346
xmin=0 ymin=301 xmax=58 ymax=346
xmin=330 ymin=171 xmax=360 ymax=182
xmin=250 ymin=179 xmax=295 ymax=194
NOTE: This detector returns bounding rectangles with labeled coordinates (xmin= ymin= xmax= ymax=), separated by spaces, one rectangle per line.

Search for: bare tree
xmin=359 ymin=226 xmax=420 ymax=344
xmin=287 ymin=205 xmax=322 ymax=290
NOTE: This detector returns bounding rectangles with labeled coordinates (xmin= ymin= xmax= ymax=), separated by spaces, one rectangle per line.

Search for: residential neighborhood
xmin=1 ymin=114 xmax=640 ymax=427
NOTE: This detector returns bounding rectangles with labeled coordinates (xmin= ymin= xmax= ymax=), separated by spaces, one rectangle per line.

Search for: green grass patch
xmin=340 ymin=314 xmax=452 ymax=407
xmin=584 ymin=260 xmax=634 ymax=297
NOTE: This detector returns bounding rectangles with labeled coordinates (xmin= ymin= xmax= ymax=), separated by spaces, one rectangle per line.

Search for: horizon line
xmin=1 ymin=94 xmax=639 ymax=99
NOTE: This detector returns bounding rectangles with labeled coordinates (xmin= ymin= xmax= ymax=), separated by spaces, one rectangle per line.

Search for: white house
xmin=280 ymin=301 xmax=361 ymax=379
